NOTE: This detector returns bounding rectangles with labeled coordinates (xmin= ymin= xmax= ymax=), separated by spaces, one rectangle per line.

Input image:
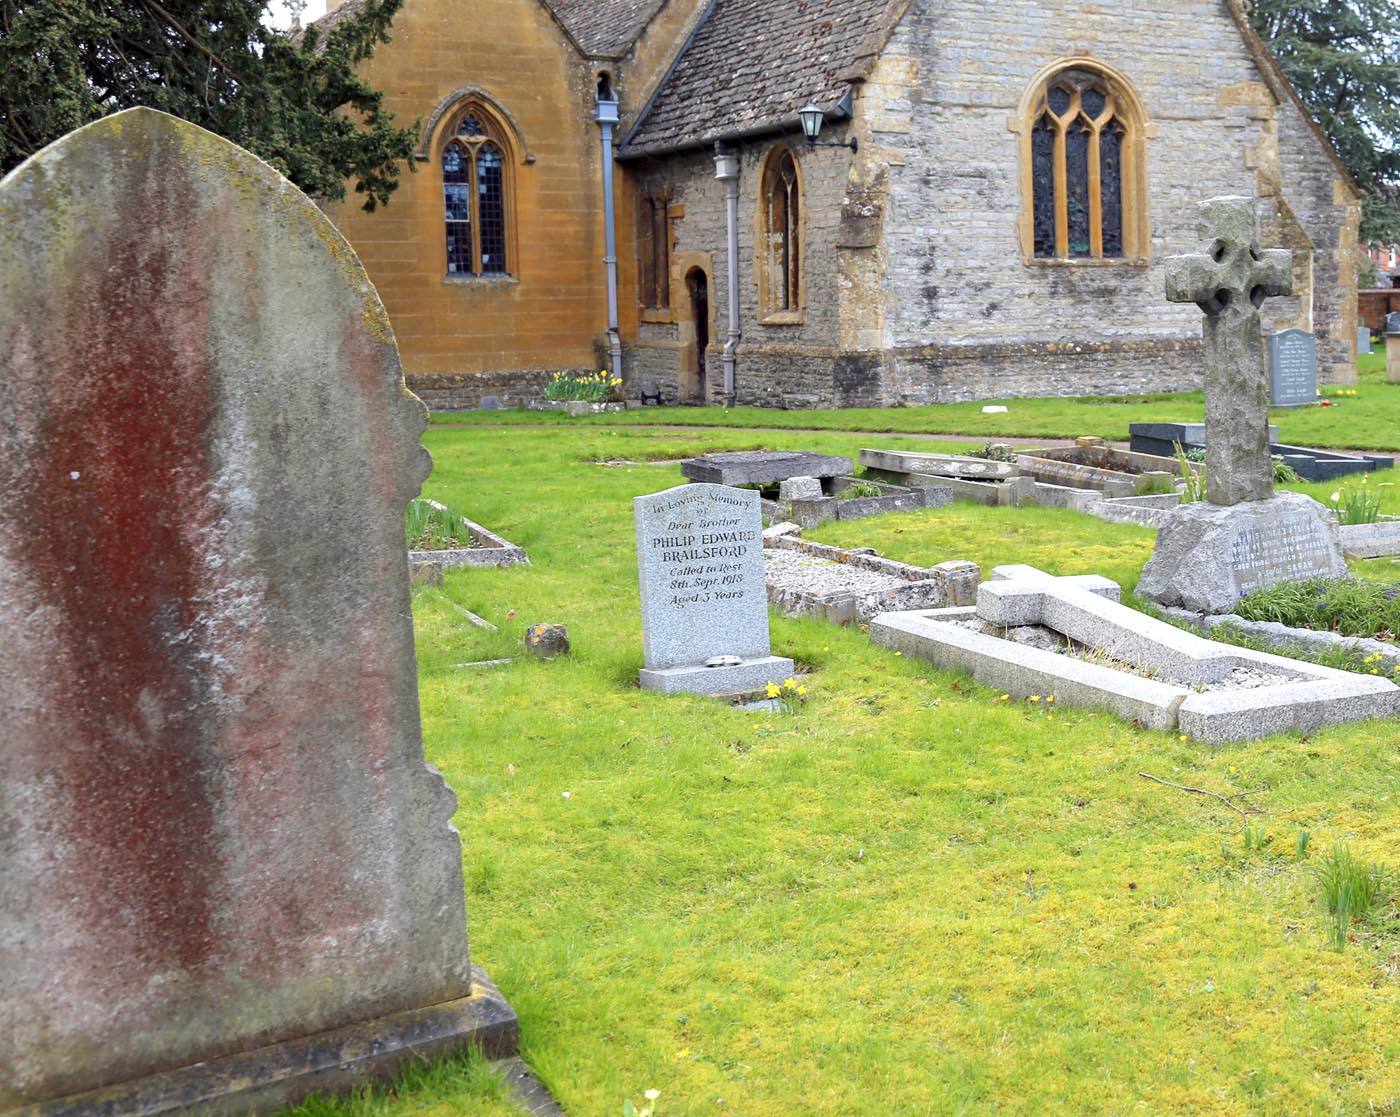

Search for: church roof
xmin=539 ymin=0 xmax=670 ymax=58
xmin=621 ymin=0 xmax=908 ymax=157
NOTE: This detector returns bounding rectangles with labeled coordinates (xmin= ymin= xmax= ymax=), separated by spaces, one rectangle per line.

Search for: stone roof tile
xmin=622 ymin=0 xmax=901 ymax=156
xmin=540 ymin=0 xmax=669 ymax=57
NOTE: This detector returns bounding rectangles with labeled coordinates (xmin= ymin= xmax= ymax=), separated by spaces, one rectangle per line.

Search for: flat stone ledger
xmin=679 ymin=450 xmax=850 ymax=490
xmin=635 ymin=484 xmax=792 ymax=694
xmin=1267 ymin=329 xmax=1317 ymax=408
xmin=1136 ymin=492 xmax=1346 ymax=614
xmin=0 ymin=109 xmax=500 ymax=1112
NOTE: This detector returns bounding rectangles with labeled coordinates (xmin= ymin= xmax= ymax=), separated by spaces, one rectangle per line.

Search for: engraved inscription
xmin=635 ymin=483 xmax=771 ymax=669
xmin=1230 ymin=513 xmax=1334 ymax=595
xmin=1268 ymin=330 xmax=1317 ymax=408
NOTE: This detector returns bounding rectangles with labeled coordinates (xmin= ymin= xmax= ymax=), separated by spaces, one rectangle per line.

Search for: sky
xmin=263 ymin=0 xmax=329 ymax=33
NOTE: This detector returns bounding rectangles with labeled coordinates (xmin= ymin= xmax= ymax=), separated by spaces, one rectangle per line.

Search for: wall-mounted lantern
xmin=797 ymin=102 xmax=857 ymax=153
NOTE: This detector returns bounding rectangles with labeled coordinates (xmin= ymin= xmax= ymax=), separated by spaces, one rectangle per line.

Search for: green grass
xmin=1235 ymin=577 xmax=1400 ymax=642
xmin=303 ymin=424 xmax=1400 ymax=1116
xmin=428 ymin=351 xmax=1400 ymax=452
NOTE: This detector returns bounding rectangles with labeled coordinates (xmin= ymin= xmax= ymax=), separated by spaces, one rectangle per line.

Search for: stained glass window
xmin=1029 ymin=70 xmax=1133 ymax=260
xmin=440 ymin=107 xmax=511 ymax=276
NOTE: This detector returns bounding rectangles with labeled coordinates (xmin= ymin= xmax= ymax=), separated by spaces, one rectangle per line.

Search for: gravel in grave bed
xmin=939 ymin=616 xmax=1294 ymax=691
xmin=763 ymin=548 xmax=918 ymax=596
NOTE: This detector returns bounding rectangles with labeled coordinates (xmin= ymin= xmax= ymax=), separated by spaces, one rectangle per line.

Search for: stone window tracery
xmin=637 ymin=191 xmax=670 ymax=310
xmin=442 ymin=105 xmax=512 ymax=276
xmin=758 ymin=147 xmax=802 ymax=317
xmin=1022 ymin=64 xmax=1147 ymax=262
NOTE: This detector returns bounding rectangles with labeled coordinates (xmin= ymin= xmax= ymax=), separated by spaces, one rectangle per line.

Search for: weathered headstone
xmin=635 ymin=483 xmax=793 ymax=694
xmin=1267 ymin=328 xmax=1317 ymax=407
xmin=1387 ymin=314 xmax=1400 ymax=384
xmin=1358 ymin=326 xmax=1373 ymax=355
xmin=1138 ymin=196 xmax=1345 ymax=613
xmin=0 ymin=109 xmax=514 ymax=1114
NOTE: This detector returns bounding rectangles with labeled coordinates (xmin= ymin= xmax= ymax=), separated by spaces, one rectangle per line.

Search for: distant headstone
xmin=1359 ymin=326 xmax=1373 ymax=354
xmin=1267 ymin=328 xmax=1317 ymax=407
xmin=0 ymin=109 xmax=514 ymax=1113
xmin=635 ymin=484 xmax=793 ymax=694
xmin=1386 ymin=311 xmax=1400 ymax=336
xmin=778 ymin=476 xmax=823 ymax=501
xmin=1141 ymin=196 xmax=1343 ymax=612
xmin=479 ymin=394 xmax=507 ymax=410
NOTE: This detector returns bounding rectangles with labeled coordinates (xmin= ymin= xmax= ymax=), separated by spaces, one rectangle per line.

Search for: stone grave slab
xmin=870 ymin=566 xmax=1399 ymax=743
xmin=859 ymin=447 xmax=1016 ymax=480
xmin=1267 ymin=328 xmax=1318 ymax=407
xmin=680 ymin=450 xmax=850 ymax=492
xmin=635 ymin=483 xmax=792 ymax=694
xmin=0 ymin=109 xmax=514 ymax=1114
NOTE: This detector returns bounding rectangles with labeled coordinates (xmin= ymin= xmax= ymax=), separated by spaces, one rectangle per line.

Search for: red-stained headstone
xmin=0 ymin=109 xmax=514 ymax=1114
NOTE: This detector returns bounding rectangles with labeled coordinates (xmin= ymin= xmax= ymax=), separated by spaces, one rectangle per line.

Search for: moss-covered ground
xmin=291 ymin=421 xmax=1400 ymax=1117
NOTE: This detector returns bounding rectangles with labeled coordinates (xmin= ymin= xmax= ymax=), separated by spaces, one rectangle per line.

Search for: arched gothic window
xmin=1025 ymin=65 xmax=1146 ymax=260
xmin=442 ymin=108 xmax=510 ymax=276
xmin=759 ymin=148 xmax=802 ymax=316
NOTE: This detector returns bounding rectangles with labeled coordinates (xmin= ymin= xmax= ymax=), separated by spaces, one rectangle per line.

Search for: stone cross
xmin=978 ymin=565 xmax=1239 ymax=684
xmin=1165 ymin=196 xmax=1293 ymax=506
xmin=1 ymin=109 xmax=513 ymax=1112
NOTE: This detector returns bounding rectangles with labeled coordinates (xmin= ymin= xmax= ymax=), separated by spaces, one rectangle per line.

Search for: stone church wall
xmin=626 ymin=138 xmax=875 ymax=407
xmin=864 ymin=0 xmax=1357 ymax=402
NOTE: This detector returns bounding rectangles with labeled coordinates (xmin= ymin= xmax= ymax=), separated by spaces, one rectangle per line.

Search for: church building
xmin=318 ymin=0 xmax=1361 ymax=410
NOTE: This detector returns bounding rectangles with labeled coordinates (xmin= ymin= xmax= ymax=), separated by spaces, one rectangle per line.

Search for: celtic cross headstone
xmin=1164 ymin=195 xmax=1292 ymax=505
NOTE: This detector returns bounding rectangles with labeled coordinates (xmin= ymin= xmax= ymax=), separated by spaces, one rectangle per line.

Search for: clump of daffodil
xmin=543 ymin=368 xmax=624 ymax=403
xmin=763 ymin=676 xmax=809 ymax=714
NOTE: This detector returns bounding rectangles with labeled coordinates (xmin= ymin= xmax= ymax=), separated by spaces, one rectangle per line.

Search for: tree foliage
xmin=1250 ymin=0 xmax=1400 ymax=241
xmin=0 ymin=0 xmax=416 ymax=210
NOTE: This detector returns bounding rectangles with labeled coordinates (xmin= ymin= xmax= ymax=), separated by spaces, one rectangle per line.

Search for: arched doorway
xmin=683 ymin=266 xmax=709 ymax=403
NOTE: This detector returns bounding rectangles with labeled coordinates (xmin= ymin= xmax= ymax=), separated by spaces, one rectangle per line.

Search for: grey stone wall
xmin=617 ymin=0 xmax=1357 ymax=406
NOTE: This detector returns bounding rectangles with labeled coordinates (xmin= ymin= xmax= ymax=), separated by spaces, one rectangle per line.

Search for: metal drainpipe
xmin=595 ymin=92 xmax=623 ymax=382
xmin=714 ymin=142 xmax=741 ymax=406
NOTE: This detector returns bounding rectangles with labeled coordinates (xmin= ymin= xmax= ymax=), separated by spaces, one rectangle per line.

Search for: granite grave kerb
xmin=635 ymin=483 xmax=793 ymax=694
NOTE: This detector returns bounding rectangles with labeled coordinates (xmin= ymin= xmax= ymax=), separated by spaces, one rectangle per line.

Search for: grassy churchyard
xmin=288 ymin=359 xmax=1400 ymax=1117
xmin=432 ymin=350 xmax=1400 ymax=452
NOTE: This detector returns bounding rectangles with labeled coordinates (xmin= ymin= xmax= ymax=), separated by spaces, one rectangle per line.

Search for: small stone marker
xmin=1266 ymin=328 xmax=1317 ymax=408
xmin=525 ymin=623 xmax=570 ymax=657
xmin=0 ymin=109 xmax=514 ymax=1113
xmin=1140 ymin=195 xmax=1344 ymax=612
xmin=778 ymin=475 xmax=823 ymax=501
xmin=1359 ymin=326 xmax=1373 ymax=355
xmin=635 ymin=483 xmax=793 ymax=694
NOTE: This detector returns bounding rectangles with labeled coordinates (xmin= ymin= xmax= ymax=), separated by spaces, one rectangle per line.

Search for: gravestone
xmin=635 ymin=483 xmax=793 ymax=694
xmin=1266 ymin=328 xmax=1317 ymax=407
xmin=0 ymin=109 xmax=514 ymax=1114
xmin=1387 ymin=313 xmax=1400 ymax=384
xmin=1359 ymin=326 xmax=1373 ymax=355
xmin=1138 ymin=196 xmax=1345 ymax=613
